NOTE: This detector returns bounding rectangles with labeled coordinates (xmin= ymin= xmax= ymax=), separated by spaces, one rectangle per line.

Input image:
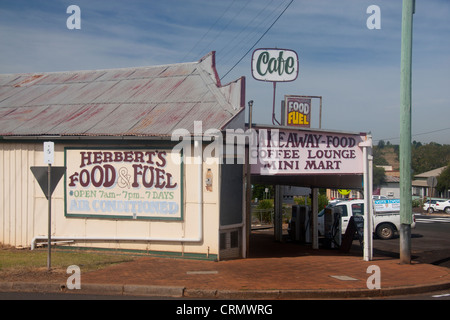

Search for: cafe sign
xmin=64 ymin=148 xmax=183 ymax=220
xmin=251 ymin=48 xmax=299 ymax=82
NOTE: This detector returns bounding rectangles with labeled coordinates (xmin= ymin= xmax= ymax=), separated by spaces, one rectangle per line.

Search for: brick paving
xmin=80 ymin=232 xmax=450 ymax=293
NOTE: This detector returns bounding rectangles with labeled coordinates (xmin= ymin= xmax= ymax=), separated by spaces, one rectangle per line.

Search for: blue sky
xmin=1 ymin=0 xmax=449 ymax=144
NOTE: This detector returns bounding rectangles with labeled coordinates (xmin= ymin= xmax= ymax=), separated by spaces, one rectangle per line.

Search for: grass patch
xmin=0 ymin=246 xmax=137 ymax=273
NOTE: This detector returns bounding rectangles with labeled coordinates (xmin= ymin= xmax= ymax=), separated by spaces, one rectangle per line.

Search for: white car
xmin=423 ymin=200 xmax=439 ymax=213
xmin=317 ymin=199 xmax=414 ymax=240
xmin=435 ymin=200 xmax=450 ymax=214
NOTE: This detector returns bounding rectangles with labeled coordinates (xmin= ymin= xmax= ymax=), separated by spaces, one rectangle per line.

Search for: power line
xmin=220 ymin=0 xmax=288 ymax=68
xmin=181 ymin=0 xmax=238 ymax=62
xmin=195 ymin=0 xmax=253 ymax=60
xmin=218 ymin=0 xmax=276 ymax=65
xmin=220 ymin=0 xmax=294 ymax=81
xmin=373 ymin=127 xmax=450 ymax=143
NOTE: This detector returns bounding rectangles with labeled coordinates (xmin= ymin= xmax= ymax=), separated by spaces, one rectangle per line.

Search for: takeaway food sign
xmin=64 ymin=148 xmax=182 ymax=220
xmin=251 ymin=48 xmax=298 ymax=82
xmin=250 ymin=128 xmax=365 ymax=175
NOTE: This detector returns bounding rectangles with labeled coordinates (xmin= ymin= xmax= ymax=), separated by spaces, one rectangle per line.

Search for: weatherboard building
xmin=0 ymin=52 xmax=374 ymax=260
xmin=0 ymin=52 xmax=247 ymax=260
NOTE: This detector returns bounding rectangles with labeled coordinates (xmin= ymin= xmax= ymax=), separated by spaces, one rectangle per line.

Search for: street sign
xmin=427 ymin=176 xmax=437 ymax=188
xmin=44 ymin=142 xmax=54 ymax=165
xmin=30 ymin=165 xmax=66 ymax=271
xmin=30 ymin=166 xmax=66 ymax=199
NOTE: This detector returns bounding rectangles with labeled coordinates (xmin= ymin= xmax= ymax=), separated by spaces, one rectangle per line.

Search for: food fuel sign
xmin=285 ymin=95 xmax=311 ymax=128
xmin=251 ymin=48 xmax=298 ymax=82
xmin=64 ymin=148 xmax=182 ymax=220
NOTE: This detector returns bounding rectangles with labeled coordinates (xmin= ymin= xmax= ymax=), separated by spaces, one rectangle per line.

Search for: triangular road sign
xmin=30 ymin=166 xmax=66 ymax=199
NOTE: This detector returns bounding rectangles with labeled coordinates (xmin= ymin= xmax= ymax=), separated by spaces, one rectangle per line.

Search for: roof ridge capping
xmin=198 ymin=51 xmax=245 ymax=113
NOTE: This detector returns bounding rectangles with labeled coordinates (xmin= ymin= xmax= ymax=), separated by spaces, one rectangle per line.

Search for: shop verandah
xmin=242 ymin=124 xmax=373 ymax=261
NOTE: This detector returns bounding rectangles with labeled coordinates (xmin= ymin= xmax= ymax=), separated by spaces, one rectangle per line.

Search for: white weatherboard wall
xmin=0 ymin=142 xmax=220 ymax=258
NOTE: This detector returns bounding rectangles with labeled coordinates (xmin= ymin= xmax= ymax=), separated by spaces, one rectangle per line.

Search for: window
xmin=230 ymin=231 xmax=239 ymax=248
xmin=220 ymin=233 xmax=226 ymax=250
xmin=352 ymin=203 xmax=364 ymax=216
xmin=336 ymin=205 xmax=348 ymax=217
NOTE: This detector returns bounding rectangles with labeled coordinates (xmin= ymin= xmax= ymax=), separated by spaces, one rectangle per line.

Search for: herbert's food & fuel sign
xmin=65 ymin=148 xmax=182 ymax=220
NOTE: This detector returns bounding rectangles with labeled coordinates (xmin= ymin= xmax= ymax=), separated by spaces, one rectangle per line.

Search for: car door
xmin=336 ymin=204 xmax=349 ymax=233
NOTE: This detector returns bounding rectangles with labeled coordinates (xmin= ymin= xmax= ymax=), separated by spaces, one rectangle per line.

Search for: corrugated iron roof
xmin=0 ymin=52 xmax=245 ymax=138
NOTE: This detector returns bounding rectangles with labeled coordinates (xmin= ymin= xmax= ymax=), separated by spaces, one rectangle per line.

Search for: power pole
xmin=399 ymin=0 xmax=415 ymax=264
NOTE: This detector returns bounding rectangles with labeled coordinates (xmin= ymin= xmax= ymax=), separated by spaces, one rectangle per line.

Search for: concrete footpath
xmin=1 ymin=233 xmax=449 ymax=299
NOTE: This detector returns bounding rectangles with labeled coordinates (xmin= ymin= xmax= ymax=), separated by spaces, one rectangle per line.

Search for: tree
xmin=252 ymin=184 xmax=273 ymax=200
xmin=437 ymin=163 xmax=450 ymax=196
xmin=373 ymin=166 xmax=386 ymax=188
xmin=412 ymin=142 xmax=450 ymax=174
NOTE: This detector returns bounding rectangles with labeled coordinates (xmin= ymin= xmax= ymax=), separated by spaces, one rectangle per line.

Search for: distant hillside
xmin=373 ymin=145 xmax=399 ymax=171
xmin=374 ymin=142 xmax=450 ymax=174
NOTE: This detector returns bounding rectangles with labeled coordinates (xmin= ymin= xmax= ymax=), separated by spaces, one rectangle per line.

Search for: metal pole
xmin=363 ymin=145 xmax=370 ymax=261
xmin=319 ymin=96 xmax=322 ymax=129
xmin=368 ymin=137 xmax=374 ymax=261
xmin=273 ymin=185 xmax=282 ymax=241
xmin=311 ymin=188 xmax=319 ymax=249
xmin=47 ymin=163 xmax=52 ymax=271
xmin=399 ymin=0 xmax=415 ymax=264
xmin=245 ymin=100 xmax=253 ymax=258
xmin=271 ymin=82 xmax=281 ymax=125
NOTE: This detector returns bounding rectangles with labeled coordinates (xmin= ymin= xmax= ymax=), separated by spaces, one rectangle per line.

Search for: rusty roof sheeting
xmin=0 ymin=52 xmax=245 ymax=138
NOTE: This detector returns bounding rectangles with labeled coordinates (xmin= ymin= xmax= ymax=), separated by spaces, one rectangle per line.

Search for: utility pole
xmin=399 ymin=0 xmax=415 ymax=264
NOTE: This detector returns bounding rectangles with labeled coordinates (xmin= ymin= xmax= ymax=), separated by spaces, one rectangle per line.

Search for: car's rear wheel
xmin=376 ymin=223 xmax=395 ymax=240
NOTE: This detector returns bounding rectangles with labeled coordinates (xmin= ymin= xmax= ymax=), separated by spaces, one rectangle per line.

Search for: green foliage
xmin=437 ymin=162 xmax=450 ymax=194
xmin=373 ymin=166 xmax=386 ymax=187
xmin=0 ymin=248 xmax=135 ymax=271
xmin=372 ymin=147 xmax=389 ymax=166
xmin=412 ymin=198 xmax=422 ymax=208
xmin=411 ymin=142 xmax=450 ymax=174
xmin=256 ymin=199 xmax=273 ymax=209
xmin=252 ymin=184 xmax=273 ymax=200
xmin=294 ymin=193 xmax=329 ymax=210
xmin=374 ymin=141 xmax=450 ymax=179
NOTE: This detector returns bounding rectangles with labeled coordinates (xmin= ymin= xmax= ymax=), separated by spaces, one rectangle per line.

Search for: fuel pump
xmin=324 ymin=206 xmax=342 ymax=248
xmin=289 ymin=205 xmax=310 ymax=243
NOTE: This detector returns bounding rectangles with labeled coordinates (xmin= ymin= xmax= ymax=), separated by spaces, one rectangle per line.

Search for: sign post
xmin=30 ymin=142 xmax=65 ymax=271
xmin=251 ymin=48 xmax=299 ymax=125
xmin=45 ymin=142 xmax=53 ymax=271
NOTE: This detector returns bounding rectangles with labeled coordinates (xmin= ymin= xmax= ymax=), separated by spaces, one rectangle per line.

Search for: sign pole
xmin=30 ymin=141 xmax=65 ymax=271
xmin=43 ymin=141 xmax=55 ymax=271
xmin=399 ymin=0 xmax=415 ymax=264
xmin=47 ymin=163 xmax=52 ymax=271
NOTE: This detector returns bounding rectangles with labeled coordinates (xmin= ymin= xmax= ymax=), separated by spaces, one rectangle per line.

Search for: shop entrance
xmin=246 ymin=125 xmax=374 ymax=261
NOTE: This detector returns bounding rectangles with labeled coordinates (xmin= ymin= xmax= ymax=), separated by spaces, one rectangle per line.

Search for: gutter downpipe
xmin=32 ymin=140 xmax=204 ymax=251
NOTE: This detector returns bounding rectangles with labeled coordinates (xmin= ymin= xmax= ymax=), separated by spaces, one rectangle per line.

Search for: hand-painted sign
xmin=285 ymin=96 xmax=311 ymax=127
xmin=251 ymin=48 xmax=298 ymax=82
xmin=250 ymin=128 xmax=365 ymax=175
xmin=64 ymin=148 xmax=182 ymax=220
